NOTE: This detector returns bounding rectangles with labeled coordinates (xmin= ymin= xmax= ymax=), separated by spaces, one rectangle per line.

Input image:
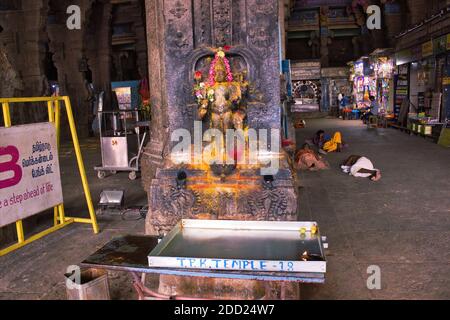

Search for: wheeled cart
xmin=94 ymin=109 xmax=149 ymax=180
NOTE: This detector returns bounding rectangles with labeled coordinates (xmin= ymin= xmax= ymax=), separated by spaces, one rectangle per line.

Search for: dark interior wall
xmin=287 ymin=36 xmax=355 ymax=66
xmin=84 ymin=0 xmax=113 ymax=114
xmin=43 ymin=43 xmax=58 ymax=81
xmin=328 ymin=37 xmax=355 ymax=67
xmin=110 ymin=0 xmax=148 ymax=82
xmin=1 ymin=0 xmax=149 ymax=133
xmin=0 ymin=0 xmax=50 ymax=125
xmin=0 ymin=0 xmax=22 ymax=10
xmin=286 ymin=38 xmax=313 ymax=61
xmin=405 ymin=0 xmax=448 ymax=27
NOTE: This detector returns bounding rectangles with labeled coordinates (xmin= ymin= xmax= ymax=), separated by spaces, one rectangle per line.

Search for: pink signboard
xmin=0 ymin=123 xmax=63 ymax=227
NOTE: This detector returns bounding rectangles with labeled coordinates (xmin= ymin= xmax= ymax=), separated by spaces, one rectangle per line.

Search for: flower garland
xmin=208 ymin=48 xmax=233 ymax=86
xmin=194 ymin=47 xmax=235 ymax=105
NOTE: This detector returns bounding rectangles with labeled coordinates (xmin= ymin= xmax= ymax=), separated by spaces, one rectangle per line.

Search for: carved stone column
xmin=141 ymin=0 xmax=171 ymax=189
xmin=142 ymin=0 xmax=299 ymax=300
xmin=319 ymin=6 xmax=330 ymax=67
xmin=142 ymin=0 xmax=283 ymax=187
xmin=0 ymin=0 xmax=49 ymax=124
xmin=47 ymin=0 xmax=94 ymax=138
xmin=84 ymin=0 xmax=113 ymax=112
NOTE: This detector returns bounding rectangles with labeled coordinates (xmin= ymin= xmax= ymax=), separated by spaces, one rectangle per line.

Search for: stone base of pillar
xmin=158 ymin=275 xmax=300 ymax=300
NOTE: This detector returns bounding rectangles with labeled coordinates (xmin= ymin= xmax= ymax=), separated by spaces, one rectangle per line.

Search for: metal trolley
xmin=94 ymin=109 xmax=150 ymax=180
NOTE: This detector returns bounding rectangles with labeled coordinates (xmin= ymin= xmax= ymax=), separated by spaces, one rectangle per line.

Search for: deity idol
xmin=194 ymin=48 xmax=247 ymax=133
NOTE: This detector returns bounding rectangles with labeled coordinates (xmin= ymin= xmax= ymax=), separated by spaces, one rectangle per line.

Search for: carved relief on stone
xmin=192 ymin=190 xmax=235 ymax=218
xmin=246 ymin=0 xmax=277 ymax=57
xmin=198 ymin=0 xmax=209 ymax=45
xmin=165 ymin=1 xmax=192 ymax=52
xmin=231 ymin=0 xmax=242 ymax=45
xmin=169 ymin=0 xmax=188 ymax=19
xmin=212 ymin=0 xmax=232 ymax=46
xmin=245 ymin=182 xmax=291 ymax=220
xmin=161 ymin=185 xmax=198 ymax=216
xmin=180 ymin=102 xmax=194 ymax=121
xmin=0 ymin=50 xmax=24 ymax=96
xmin=174 ymin=31 xmax=189 ymax=48
xmin=248 ymin=28 xmax=271 ymax=50
xmin=254 ymin=0 xmax=276 ymax=16
xmin=148 ymin=171 xmax=297 ymax=234
xmin=150 ymin=184 xmax=201 ymax=234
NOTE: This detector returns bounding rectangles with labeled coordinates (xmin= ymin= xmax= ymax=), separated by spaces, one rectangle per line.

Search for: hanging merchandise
xmin=373 ymin=56 xmax=395 ymax=112
xmin=350 ymin=60 xmax=365 ymax=108
xmin=350 ymin=58 xmax=377 ymax=109
xmin=394 ymin=64 xmax=409 ymax=116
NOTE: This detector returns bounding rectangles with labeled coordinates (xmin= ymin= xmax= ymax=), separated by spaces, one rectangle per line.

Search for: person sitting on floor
xmin=295 ymin=144 xmax=329 ymax=171
xmin=313 ymin=130 xmax=327 ymax=148
xmin=340 ymin=155 xmax=382 ymax=181
xmin=322 ymin=131 xmax=344 ymax=153
xmin=307 ymin=130 xmax=345 ymax=154
xmin=362 ymin=96 xmax=379 ymax=124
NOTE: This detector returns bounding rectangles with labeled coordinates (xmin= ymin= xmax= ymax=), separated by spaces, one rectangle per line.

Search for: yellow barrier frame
xmin=0 ymin=96 xmax=99 ymax=257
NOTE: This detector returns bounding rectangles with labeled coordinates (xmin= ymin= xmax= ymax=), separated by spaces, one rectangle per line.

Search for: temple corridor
xmin=297 ymin=118 xmax=450 ymax=299
xmin=0 ymin=118 xmax=449 ymax=300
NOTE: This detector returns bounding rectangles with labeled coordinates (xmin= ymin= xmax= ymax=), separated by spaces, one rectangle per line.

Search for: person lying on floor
xmin=306 ymin=130 xmax=345 ymax=154
xmin=341 ymin=155 xmax=382 ymax=181
xmin=295 ymin=144 xmax=329 ymax=171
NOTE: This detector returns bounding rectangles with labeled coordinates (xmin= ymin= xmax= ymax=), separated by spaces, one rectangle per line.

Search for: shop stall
xmin=321 ymin=67 xmax=351 ymax=115
xmin=394 ymin=63 xmax=410 ymax=117
xmin=371 ymin=52 xmax=395 ymax=113
xmin=349 ymin=58 xmax=377 ymax=109
xmin=392 ymin=33 xmax=450 ymax=140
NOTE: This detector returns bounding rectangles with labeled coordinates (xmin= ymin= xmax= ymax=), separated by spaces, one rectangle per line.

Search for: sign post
xmin=0 ymin=96 xmax=99 ymax=256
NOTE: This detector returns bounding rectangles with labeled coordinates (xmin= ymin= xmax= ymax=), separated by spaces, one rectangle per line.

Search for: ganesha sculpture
xmin=193 ymin=48 xmax=249 ymax=132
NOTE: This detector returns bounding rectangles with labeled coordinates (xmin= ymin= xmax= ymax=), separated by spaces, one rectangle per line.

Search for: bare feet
xmin=371 ymin=170 xmax=382 ymax=182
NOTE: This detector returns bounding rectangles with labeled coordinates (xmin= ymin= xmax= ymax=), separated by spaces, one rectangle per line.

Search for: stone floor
xmin=0 ymin=118 xmax=449 ymax=300
xmin=297 ymin=118 xmax=450 ymax=300
xmin=0 ymin=138 xmax=149 ymax=300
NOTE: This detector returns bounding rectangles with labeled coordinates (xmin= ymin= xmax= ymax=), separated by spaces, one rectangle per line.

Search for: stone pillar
xmin=0 ymin=0 xmax=50 ymax=242
xmin=133 ymin=0 xmax=149 ymax=79
xmin=142 ymin=0 xmax=298 ymax=300
xmin=141 ymin=0 xmax=170 ymax=189
xmin=0 ymin=49 xmax=25 ymax=243
xmin=47 ymin=0 xmax=94 ymax=138
xmin=84 ymin=0 xmax=113 ymax=111
xmin=0 ymin=49 xmax=23 ymax=99
xmin=279 ymin=0 xmax=286 ymax=61
xmin=142 ymin=0 xmax=283 ymax=187
xmin=0 ymin=0 xmax=49 ymax=123
xmin=319 ymin=6 xmax=330 ymax=68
